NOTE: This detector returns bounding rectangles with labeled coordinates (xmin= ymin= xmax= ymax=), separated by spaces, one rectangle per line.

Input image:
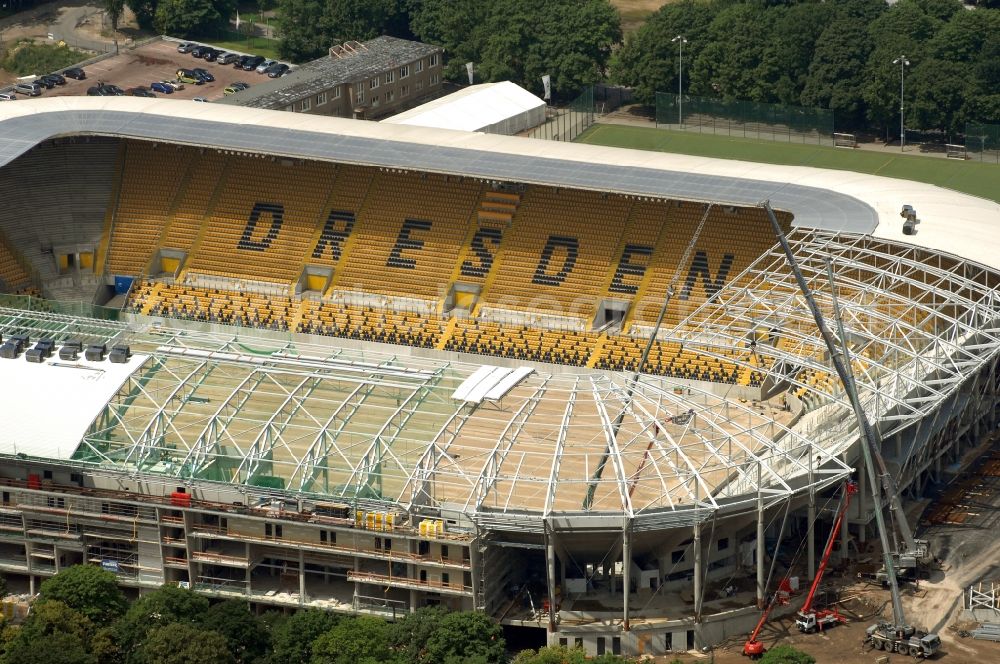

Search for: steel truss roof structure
xmin=3 ymin=228 xmax=1000 ymax=533
xmin=647 ymin=229 xmax=1000 ymax=451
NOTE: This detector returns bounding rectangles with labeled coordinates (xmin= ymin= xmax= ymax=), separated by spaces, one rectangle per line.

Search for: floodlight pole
xmin=893 ymin=55 xmax=909 ymax=152
xmin=672 ymin=35 xmax=687 ymax=127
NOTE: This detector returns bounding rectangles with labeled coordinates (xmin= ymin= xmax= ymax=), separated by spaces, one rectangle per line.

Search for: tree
xmin=127 ymin=0 xmax=160 ymax=30
xmin=0 ymin=601 xmax=97 ymax=664
xmin=511 ymin=646 xmax=588 ymax=664
xmin=105 ymin=0 xmax=125 ymax=33
xmin=801 ymin=16 xmax=872 ymax=128
xmin=688 ymin=3 xmax=775 ymax=101
xmin=276 ymin=0 xmax=409 ymax=63
xmin=907 ymin=57 xmax=970 ymax=134
xmin=758 ymin=644 xmax=816 ymax=664
xmin=310 ymin=615 xmax=392 ymax=664
xmin=409 ymin=0 xmax=490 ymax=83
xmin=610 ymin=0 xmax=716 ymax=105
xmin=267 ymin=609 xmax=337 ymax=664
xmin=115 ymin=585 xmax=210 ymax=663
xmin=38 ymin=565 xmax=128 ymax=627
xmin=0 ymin=575 xmax=6 ymax=598
xmin=477 ymin=0 xmax=622 ymax=100
xmin=154 ymin=0 xmax=237 ymax=38
xmin=421 ymin=611 xmax=505 ymax=664
xmin=136 ymin=623 xmax=234 ymax=664
xmin=198 ymin=600 xmax=270 ymax=664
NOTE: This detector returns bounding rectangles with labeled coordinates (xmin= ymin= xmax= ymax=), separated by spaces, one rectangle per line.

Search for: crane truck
xmin=744 ymin=480 xmax=856 ymax=658
xmin=795 ymin=480 xmax=857 ymax=633
xmin=763 ymin=202 xmax=941 ymax=659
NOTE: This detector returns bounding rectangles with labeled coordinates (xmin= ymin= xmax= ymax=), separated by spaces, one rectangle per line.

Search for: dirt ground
xmin=647 ymin=436 xmax=1000 ymax=663
xmin=14 ymin=39 xmax=273 ymax=101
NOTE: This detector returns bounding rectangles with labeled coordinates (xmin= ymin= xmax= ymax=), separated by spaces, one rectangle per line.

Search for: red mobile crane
xmin=795 ymin=480 xmax=857 ymax=633
xmin=742 ymin=480 xmax=856 ymax=658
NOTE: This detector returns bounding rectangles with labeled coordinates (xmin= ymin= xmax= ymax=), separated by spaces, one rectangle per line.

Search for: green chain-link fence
xmin=527 ymin=86 xmax=595 ymax=142
xmin=655 ymin=92 xmax=834 ymax=145
xmin=966 ymin=123 xmax=1000 ymax=164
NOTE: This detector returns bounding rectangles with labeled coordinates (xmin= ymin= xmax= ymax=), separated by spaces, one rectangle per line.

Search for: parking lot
xmin=14 ymin=38 xmax=281 ymax=102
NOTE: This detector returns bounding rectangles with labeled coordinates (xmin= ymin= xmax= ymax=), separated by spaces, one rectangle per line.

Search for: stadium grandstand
xmin=0 ymin=98 xmax=999 ymax=657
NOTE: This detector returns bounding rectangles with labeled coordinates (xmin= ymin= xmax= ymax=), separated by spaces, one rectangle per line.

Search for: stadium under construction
xmin=0 ymin=99 xmax=999 ymax=657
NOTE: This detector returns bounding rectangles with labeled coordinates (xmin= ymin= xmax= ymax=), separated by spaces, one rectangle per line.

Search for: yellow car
xmin=175 ymin=69 xmax=201 ymax=85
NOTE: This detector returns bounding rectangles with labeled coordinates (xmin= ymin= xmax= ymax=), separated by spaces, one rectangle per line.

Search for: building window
xmin=441 ymin=572 xmax=450 ymax=586
xmin=429 ymin=54 xmax=438 ymax=67
xmin=386 ymin=89 xmax=395 ymax=102
xmin=300 ymin=97 xmax=311 ymax=112
xmin=612 ymin=637 xmax=621 ymax=655
xmin=372 ymin=95 xmax=380 ymax=107
xmin=385 ymin=70 xmax=394 ymax=84
xmin=718 ymin=537 xmax=729 ymax=551
xmin=285 ymin=105 xmax=293 ymax=112
xmin=333 ymin=87 xmax=341 ymax=99
xmin=370 ymin=77 xmax=380 ymax=89
xmin=574 ymin=638 xmax=584 ymax=649
xmin=320 ymin=531 xmax=327 ymax=543
xmin=316 ymin=92 xmax=327 ymax=106
xmin=671 ymin=550 xmax=685 ymax=564
xmin=399 ymin=64 xmax=409 ymax=78
xmin=430 ymin=74 xmax=439 ymax=85
xmin=559 ymin=638 xmax=568 ymax=648
xmin=401 ymin=85 xmax=409 ymax=97
xmin=441 ymin=545 xmax=449 ymax=560
xmin=416 ymin=60 xmax=424 ymax=73
xmin=416 ymin=80 xmax=423 ymax=91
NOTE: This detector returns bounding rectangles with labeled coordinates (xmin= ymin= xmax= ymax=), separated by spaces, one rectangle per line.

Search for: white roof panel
xmin=382 ymin=82 xmax=545 ymax=132
xmin=0 ymin=352 xmax=147 ymax=460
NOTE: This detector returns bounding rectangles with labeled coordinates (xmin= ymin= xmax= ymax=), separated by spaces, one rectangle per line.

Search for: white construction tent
xmin=382 ymin=81 xmax=546 ymax=135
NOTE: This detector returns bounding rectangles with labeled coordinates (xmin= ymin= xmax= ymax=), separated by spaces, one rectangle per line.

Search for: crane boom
xmin=761 ymin=201 xmax=907 ymax=627
xmin=800 ymin=481 xmax=857 ymax=615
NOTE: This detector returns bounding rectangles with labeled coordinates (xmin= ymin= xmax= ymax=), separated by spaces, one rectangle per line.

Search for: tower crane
xmin=762 ymin=201 xmax=940 ymax=658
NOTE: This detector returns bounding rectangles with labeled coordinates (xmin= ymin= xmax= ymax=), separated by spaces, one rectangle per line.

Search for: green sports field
xmin=576 ymin=124 xmax=1000 ymax=204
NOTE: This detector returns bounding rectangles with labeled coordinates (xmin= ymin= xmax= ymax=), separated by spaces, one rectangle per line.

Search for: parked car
xmin=242 ymin=56 xmax=265 ymax=71
xmin=99 ymin=83 xmax=125 ymax=96
xmin=165 ymin=80 xmax=185 ymax=91
xmin=232 ymin=81 xmax=250 ymax=90
xmin=266 ymin=63 xmax=290 ymax=78
xmin=0 ymin=92 xmax=17 ymax=101
xmin=62 ymin=67 xmax=86 ymax=80
xmin=234 ymin=55 xmax=253 ymax=69
xmin=32 ymin=77 xmax=55 ymax=89
xmin=217 ymin=52 xmax=239 ymax=65
xmin=150 ymin=81 xmax=174 ymax=94
xmin=192 ymin=68 xmax=215 ymax=83
xmin=14 ymin=82 xmax=42 ymax=96
xmin=177 ymin=42 xmax=197 ymax=54
xmin=127 ymin=86 xmax=156 ymax=97
xmin=175 ymin=69 xmax=202 ymax=85
xmin=192 ymin=97 xmax=208 ymax=102
xmin=86 ymin=85 xmax=116 ymax=96
xmin=190 ymin=45 xmax=212 ymax=58
xmin=255 ymin=59 xmax=277 ymax=74
xmin=41 ymin=73 xmax=66 ymax=86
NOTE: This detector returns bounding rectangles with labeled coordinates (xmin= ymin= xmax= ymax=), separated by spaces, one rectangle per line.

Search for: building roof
xmin=0 ymin=99 xmax=998 ymax=270
xmin=382 ymin=81 xmax=546 ymax=132
xmin=218 ymin=36 xmax=441 ymax=109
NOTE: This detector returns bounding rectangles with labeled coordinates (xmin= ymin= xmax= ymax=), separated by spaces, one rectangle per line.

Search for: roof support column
xmin=691 ymin=522 xmax=703 ymax=624
xmin=807 ymin=446 xmax=816 ymax=580
xmin=756 ymin=462 xmax=765 ymax=609
xmin=623 ymin=520 xmax=632 ymax=631
xmin=858 ymin=459 xmax=868 ymax=543
xmin=545 ymin=522 xmax=558 ymax=633
xmin=841 ymin=451 xmax=851 ymax=559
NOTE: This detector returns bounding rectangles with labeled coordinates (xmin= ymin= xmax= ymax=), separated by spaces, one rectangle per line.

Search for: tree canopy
xmin=759 ymin=644 xmax=817 ymax=664
xmin=611 ymin=0 xmax=1000 ymax=135
xmin=136 ymin=622 xmax=234 ymax=664
xmin=153 ymin=0 xmax=237 ymax=38
xmin=38 ymin=565 xmax=128 ymax=627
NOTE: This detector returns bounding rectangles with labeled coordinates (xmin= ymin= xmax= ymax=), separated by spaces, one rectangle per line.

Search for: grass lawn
xmin=577 ymin=124 xmax=1000 ymax=203
xmin=212 ymin=37 xmax=281 ymax=61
